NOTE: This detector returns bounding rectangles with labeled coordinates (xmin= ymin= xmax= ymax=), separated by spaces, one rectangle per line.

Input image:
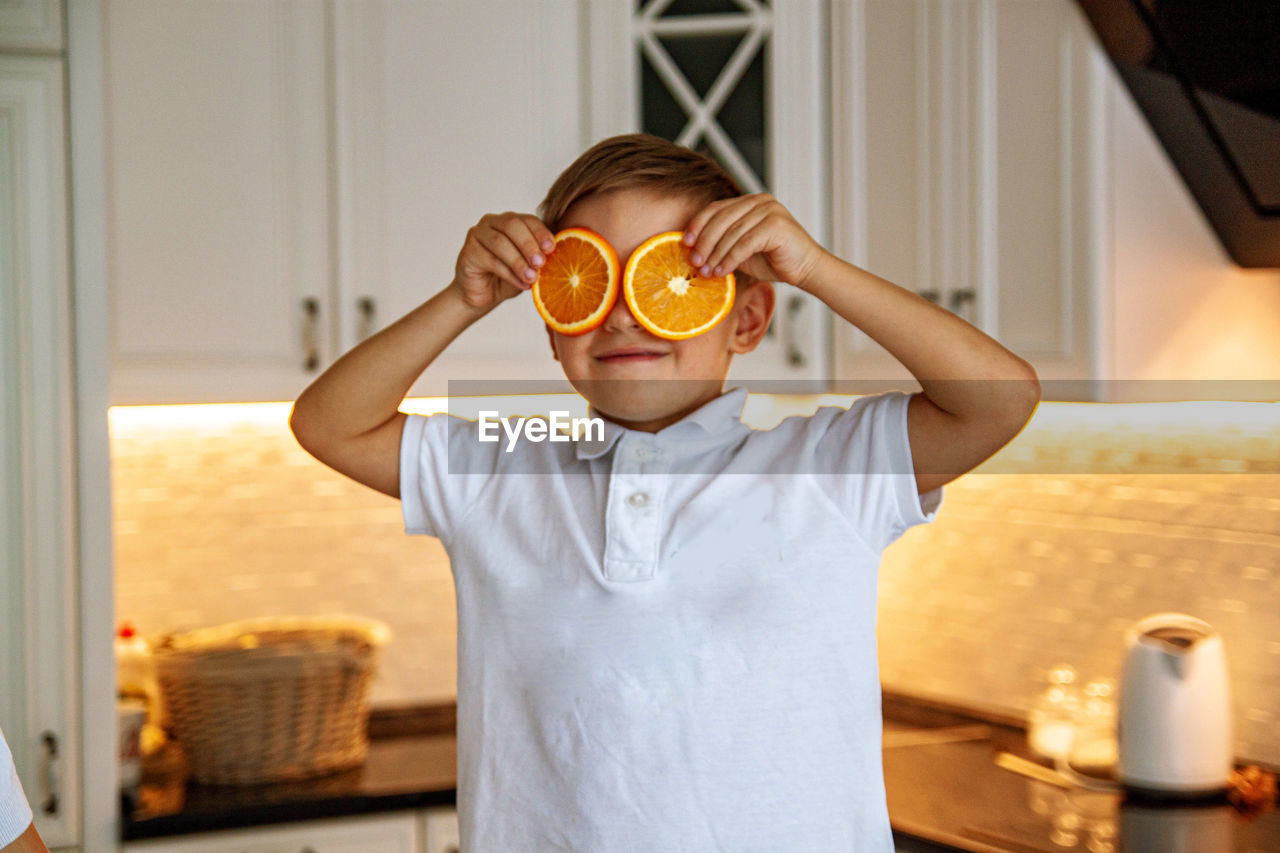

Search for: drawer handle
xmin=40 ymin=731 xmax=59 ymax=816
xmin=356 ymin=296 xmax=377 ymax=341
xmin=302 ymin=298 xmax=321 ymax=372
xmin=783 ymin=294 xmax=806 ymax=368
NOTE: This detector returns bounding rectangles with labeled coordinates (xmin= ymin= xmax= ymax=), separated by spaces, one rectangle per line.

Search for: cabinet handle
xmin=356 ymin=296 xmax=377 ymax=341
xmin=783 ymin=294 xmax=806 ymax=368
xmin=917 ymin=288 xmax=941 ymax=304
xmin=40 ymin=731 xmax=59 ymax=816
xmin=302 ymin=298 xmax=321 ymax=372
xmin=947 ymin=288 xmax=976 ymax=323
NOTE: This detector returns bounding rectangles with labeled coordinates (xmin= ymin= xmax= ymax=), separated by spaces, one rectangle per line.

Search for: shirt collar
xmin=574 ymin=385 xmax=750 ymax=460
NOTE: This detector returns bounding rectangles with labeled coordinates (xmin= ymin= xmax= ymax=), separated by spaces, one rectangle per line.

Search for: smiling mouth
xmin=597 ymin=352 xmax=667 ymax=363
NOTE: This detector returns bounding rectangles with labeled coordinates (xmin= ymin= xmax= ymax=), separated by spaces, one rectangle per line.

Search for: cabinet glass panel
xmin=713 ymin=41 xmax=766 ymax=186
xmin=659 ymin=33 xmax=741 ymax=97
xmin=638 ymin=0 xmax=765 ymax=16
xmin=634 ymin=0 xmax=771 ymax=191
xmin=640 ymin=50 xmax=690 ymax=142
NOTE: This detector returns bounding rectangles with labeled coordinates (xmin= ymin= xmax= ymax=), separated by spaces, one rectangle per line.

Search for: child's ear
xmin=728 ymin=280 xmax=775 ymax=354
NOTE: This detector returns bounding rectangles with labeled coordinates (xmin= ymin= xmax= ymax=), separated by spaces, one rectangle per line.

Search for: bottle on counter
xmin=115 ymin=622 xmax=150 ymax=699
xmin=114 ymin=622 xmax=166 ymax=747
xmin=115 ymin=623 xmax=153 ymax=804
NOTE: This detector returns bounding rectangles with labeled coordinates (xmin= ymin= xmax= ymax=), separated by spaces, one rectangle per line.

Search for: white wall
xmin=1108 ymin=72 xmax=1280 ymax=382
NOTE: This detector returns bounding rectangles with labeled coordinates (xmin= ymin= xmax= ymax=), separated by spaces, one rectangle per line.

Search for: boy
xmin=291 ymin=134 xmax=1039 ymax=851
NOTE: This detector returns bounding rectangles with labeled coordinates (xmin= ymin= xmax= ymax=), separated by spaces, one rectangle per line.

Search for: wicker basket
xmin=152 ymin=615 xmax=391 ymax=785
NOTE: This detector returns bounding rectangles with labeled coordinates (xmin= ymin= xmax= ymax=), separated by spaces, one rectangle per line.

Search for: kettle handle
xmin=1126 ymin=612 xmax=1216 ymax=652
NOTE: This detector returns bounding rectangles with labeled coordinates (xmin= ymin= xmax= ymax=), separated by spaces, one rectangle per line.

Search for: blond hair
xmin=538 ymin=133 xmax=756 ymax=285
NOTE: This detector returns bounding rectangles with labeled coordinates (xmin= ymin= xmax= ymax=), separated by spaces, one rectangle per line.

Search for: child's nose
xmin=602 ymin=292 xmax=641 ymax=333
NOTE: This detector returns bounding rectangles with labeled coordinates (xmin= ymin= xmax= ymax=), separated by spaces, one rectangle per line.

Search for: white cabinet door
xmin=122 ymin=812 xmax=420 ymax=853
xmin=106 ymin=0 xmax=331 ymax=404
xmin=984 ymin=0 xmax=1105 ymax=385
xmin=331 ymin=0 xmax=586 ymax=398
xmin=834 ymin=0 xmax=1107 ymax=392
xmin=0 ymin=54 xmax=80 ymax=849
xmin=421 ymin=807 xmax=459 ymax=853
xmin=0 ymin=0 xmax=61 ymax=51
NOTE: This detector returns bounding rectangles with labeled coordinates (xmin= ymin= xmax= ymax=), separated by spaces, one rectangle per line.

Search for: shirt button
xmin=633 ymin=446 xmax=654 ymax=461
xmin=627 ymin=491 xmax=650 ymax=508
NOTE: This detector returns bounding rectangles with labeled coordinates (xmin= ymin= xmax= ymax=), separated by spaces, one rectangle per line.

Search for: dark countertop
xmin=123 ymin=706 xmax=459 ymax=841
xmin=883 ymin=721 xmax=1280 ymax=852
xmin=123 ymin=696 xmax=1280 ymax=850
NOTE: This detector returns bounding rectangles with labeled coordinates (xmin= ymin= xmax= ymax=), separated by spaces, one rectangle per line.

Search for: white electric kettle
xmin=1116 ymin=613 xmax=1233 ymax=795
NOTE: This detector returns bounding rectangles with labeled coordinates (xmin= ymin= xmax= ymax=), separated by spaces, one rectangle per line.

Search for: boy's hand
xmin=451 ymin=212 xmax=557 ymax=311
xmin=682 ymin=193 xmax=830 ymax=291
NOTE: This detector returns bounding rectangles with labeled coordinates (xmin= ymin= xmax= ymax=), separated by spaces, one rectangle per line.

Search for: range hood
xmin=1075 ymin=0 xmax=1280 ymax=267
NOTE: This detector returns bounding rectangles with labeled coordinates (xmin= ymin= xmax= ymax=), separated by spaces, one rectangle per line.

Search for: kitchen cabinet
xmin=0 ymin=45 xmax=82 ymax=850
xmin=121 ymin=812 xmax=421 ymax=853
xmin=420 ymin=807 xmax=459 ymax=853
xmin=833 ymin=0 xmax=1107 ymax=392
xmin=105 ymin=0 xmax=331 ymax=405
xmin=106 ymin=0 xmax=586 ymax=405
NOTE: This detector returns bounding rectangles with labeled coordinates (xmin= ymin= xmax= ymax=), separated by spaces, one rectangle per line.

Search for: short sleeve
xmin=399 ymin=412 xmax=504 ymax=543
xmin=0 ymin=727 xmax=33 ymax=846
xmin=809 ymin=390 xmax=943 ymax=553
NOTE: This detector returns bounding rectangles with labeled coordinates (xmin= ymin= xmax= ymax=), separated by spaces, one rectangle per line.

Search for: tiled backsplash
xmin=110 ymin=396 xmax=1280 ymax=764
xmin=879 ymin=401 xmax=1280 ymax=767
xmin=110 ymin=402 xmax=460 ymax=707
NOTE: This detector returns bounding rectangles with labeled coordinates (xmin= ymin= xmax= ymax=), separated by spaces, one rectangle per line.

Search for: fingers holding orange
xmin=455 ymin=212 xmax=558 ymax=312
xmin=683 ymin=194 xmax=776 ymax=273
xmin=484 ymin=213 xmax=553 ymax=288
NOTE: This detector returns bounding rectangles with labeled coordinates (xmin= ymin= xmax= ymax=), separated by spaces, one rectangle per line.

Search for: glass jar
xmin=1028 ymin=663 xmax=1081 ymax=761
xmin=1070 ymin=677 xmax=1118 ymax=772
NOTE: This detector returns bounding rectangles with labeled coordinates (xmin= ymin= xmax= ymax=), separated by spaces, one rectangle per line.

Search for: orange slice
xmin=623 ymin=232 xmax=735 ymax=340
xmin=531 ymin=227 xmax=620 ymax=336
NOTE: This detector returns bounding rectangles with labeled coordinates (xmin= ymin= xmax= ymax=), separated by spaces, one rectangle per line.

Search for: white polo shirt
xmin=401 ymin=386 xmax=942 ymax=852
xmin=0 ymin=727 xmax=33 ymax=846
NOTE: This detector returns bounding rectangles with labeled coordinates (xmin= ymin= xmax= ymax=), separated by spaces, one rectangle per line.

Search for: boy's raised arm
xmin=682 ymin=193 xmax=1041 ymax=496
xmin=289 ymin=212 xmax=555 ymax=498
xmin=800 ymin=251 xmax=1041 ymax=495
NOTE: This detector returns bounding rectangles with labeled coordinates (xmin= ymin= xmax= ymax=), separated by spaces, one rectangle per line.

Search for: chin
xmin=576 ymin=379 xmax=692 ymax=425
